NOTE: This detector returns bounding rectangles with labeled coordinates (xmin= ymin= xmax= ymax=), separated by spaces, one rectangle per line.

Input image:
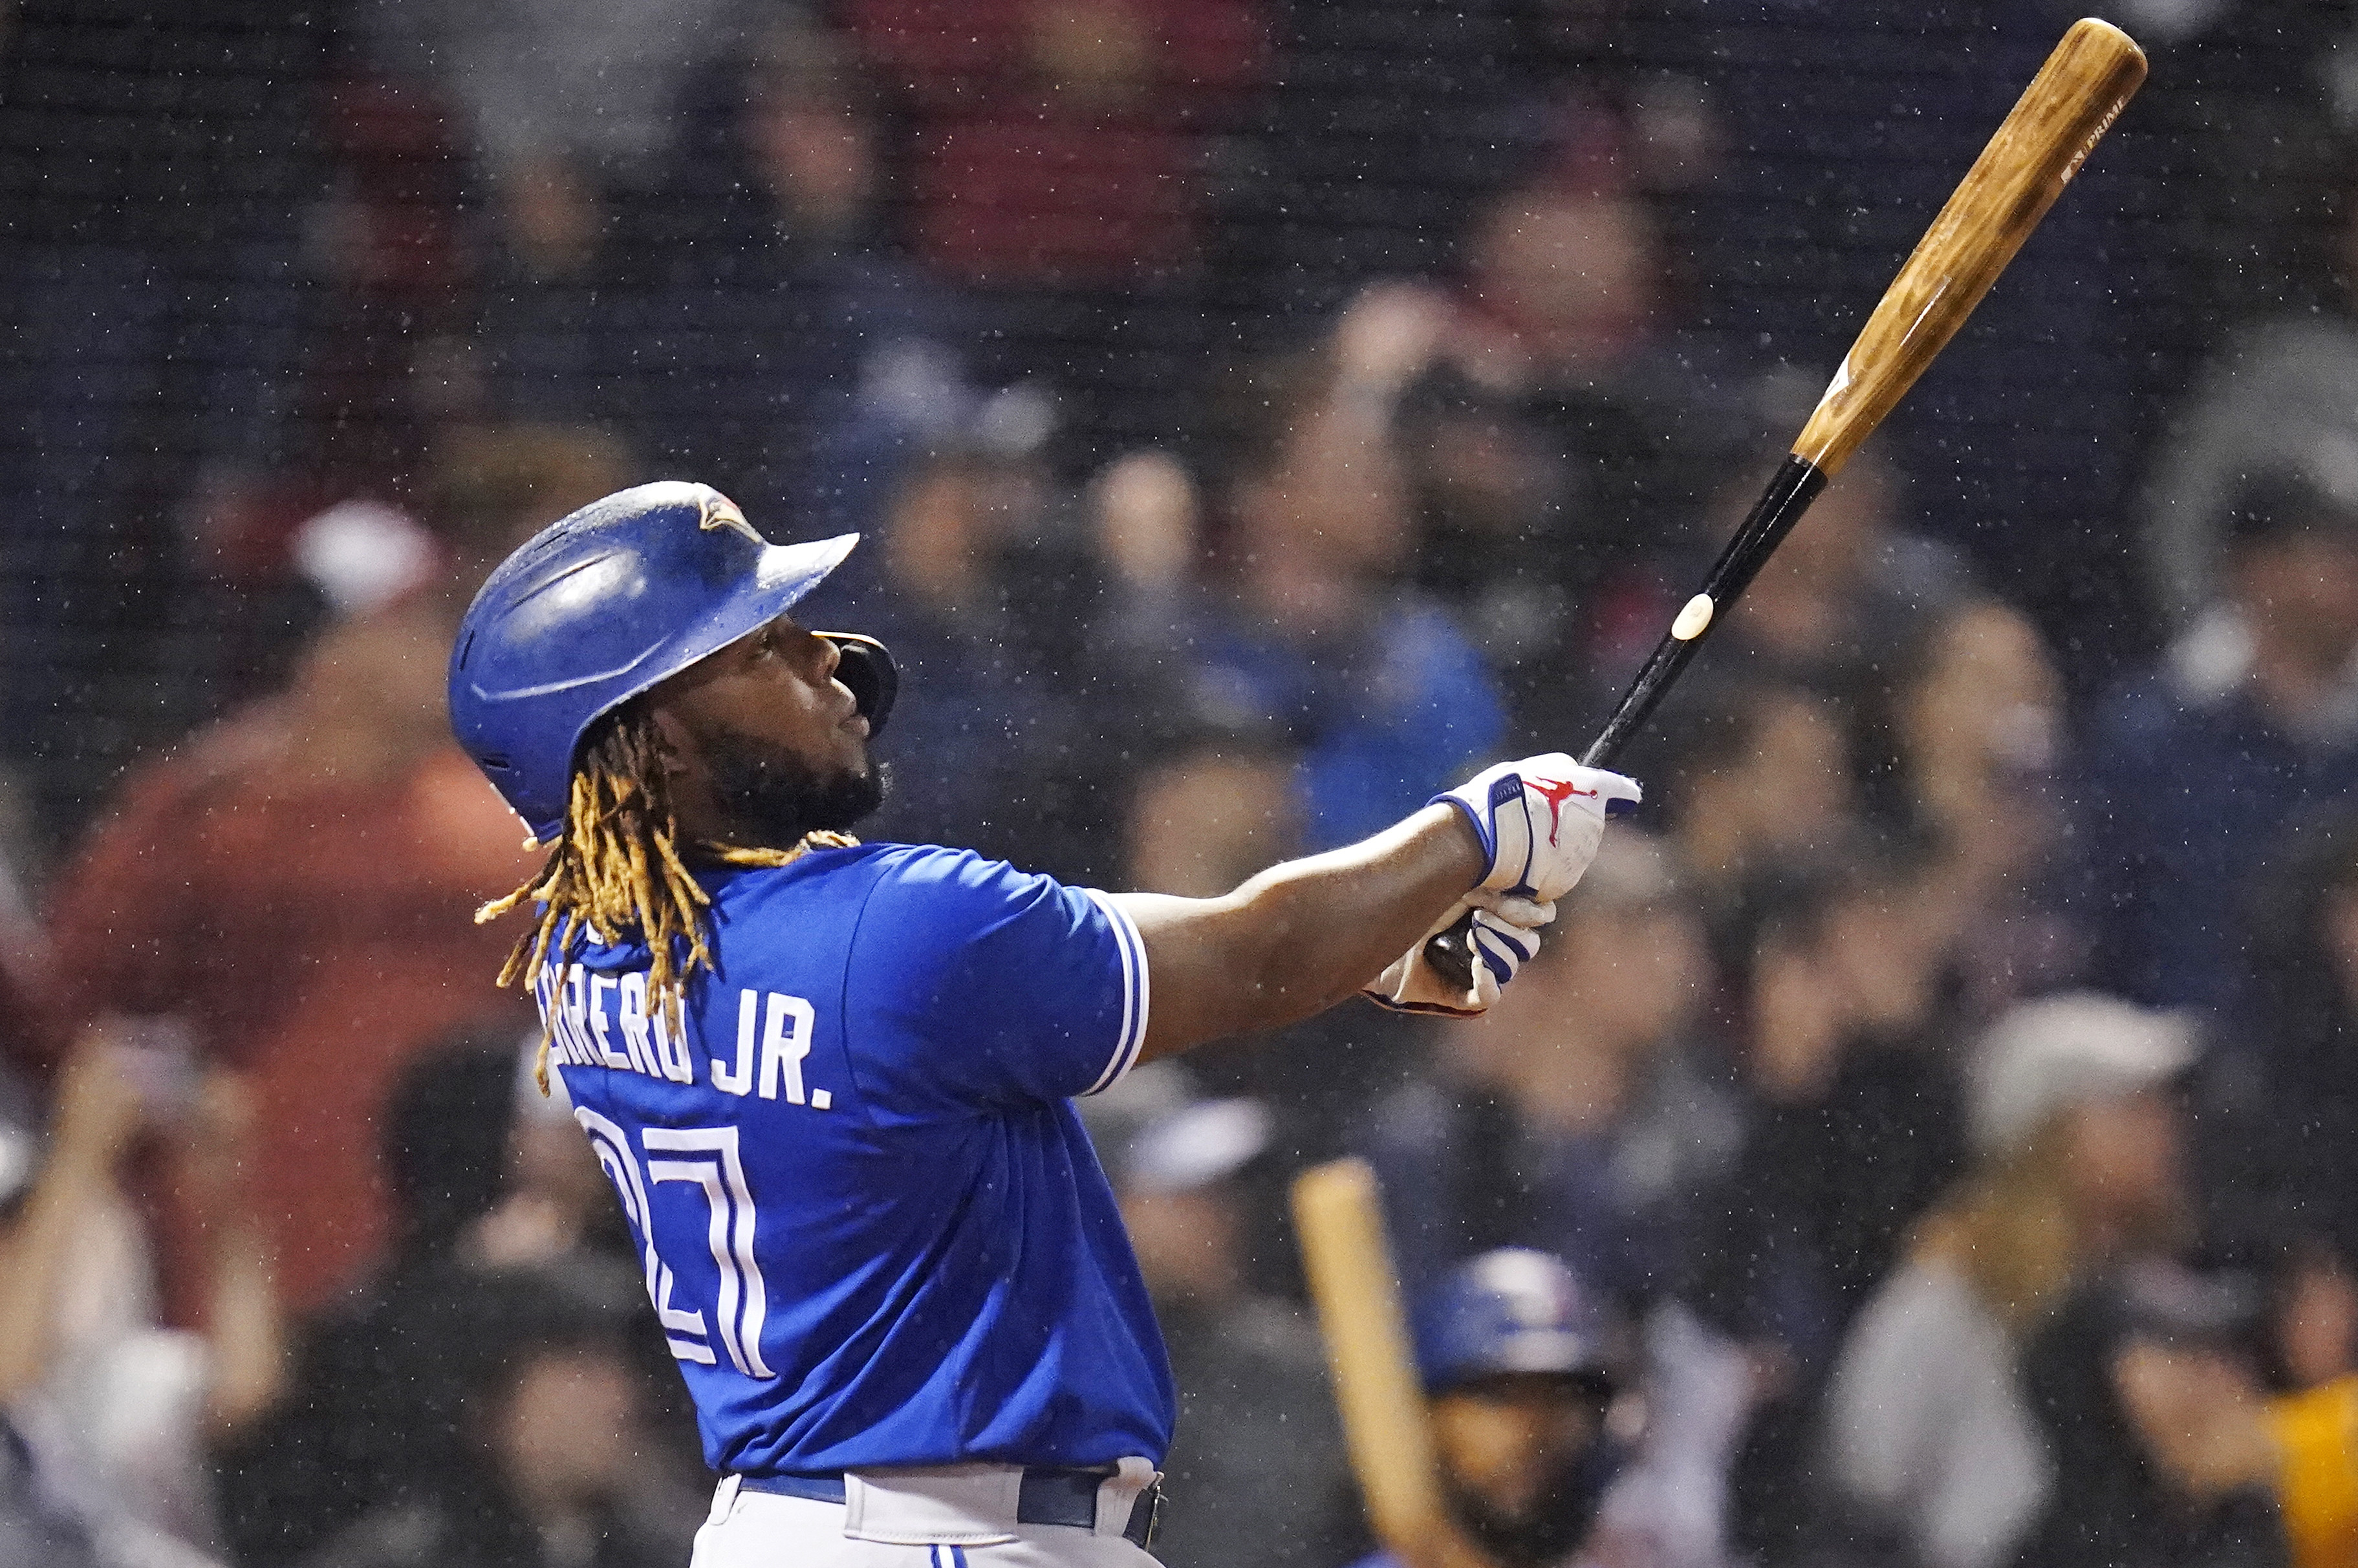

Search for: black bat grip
xmin=1420 ymin=456 xmax=1829 ymax=997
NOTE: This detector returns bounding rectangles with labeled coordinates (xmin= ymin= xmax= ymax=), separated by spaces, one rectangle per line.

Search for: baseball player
xmin=1351 ymin=1249 xmax=1638 ymax=1568
xmin=447 ymin=481 xmax=1639 ymax=1566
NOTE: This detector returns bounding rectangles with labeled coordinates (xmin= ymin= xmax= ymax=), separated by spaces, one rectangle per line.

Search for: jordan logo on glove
xmin=1524 ymin=776 xmax=1598 ymax=847
xmin=1434 ymin=753 xmax=1642 ymax=905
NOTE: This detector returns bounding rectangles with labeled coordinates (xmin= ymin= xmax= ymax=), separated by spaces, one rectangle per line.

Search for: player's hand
xmin=1365 ymin=890 xmax=1553 ymax=1016
xmin=1435 ymin=755 xmax=1642 ymax=902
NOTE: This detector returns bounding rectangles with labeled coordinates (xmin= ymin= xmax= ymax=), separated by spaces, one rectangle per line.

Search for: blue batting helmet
xmin=448 ymin=480 xmax=871 ymax=841
xmin=1413 ymin=1249 xmax=1625 ymax=1395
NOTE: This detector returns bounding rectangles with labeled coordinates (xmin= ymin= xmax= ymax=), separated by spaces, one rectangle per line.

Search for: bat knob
xmin=1422 ymin=912 xmax=1480 ymax=996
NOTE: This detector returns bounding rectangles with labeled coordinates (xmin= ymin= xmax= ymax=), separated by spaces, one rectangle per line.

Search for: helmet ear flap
xmin=818 ymin=634 xmax=898 ymax=738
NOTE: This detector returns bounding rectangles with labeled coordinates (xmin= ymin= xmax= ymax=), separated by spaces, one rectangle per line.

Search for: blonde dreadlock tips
xmin=476 ymin=705 xmax=855 ymax=1079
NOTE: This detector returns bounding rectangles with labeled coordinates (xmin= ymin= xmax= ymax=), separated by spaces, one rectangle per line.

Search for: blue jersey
xmin=537 ymin=842 xmax=1172 ymax=1477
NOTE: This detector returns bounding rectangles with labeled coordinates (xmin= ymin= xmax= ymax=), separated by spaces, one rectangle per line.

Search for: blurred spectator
xmin=0 ymin=804 xmax=64 ymax=1080
xmin=2144 ymin=155 xmax=2358 ymax=629
xmin=284 ymin=74 xmax=475 ymax=502
xmin=1383 ymin=180 xmax=1753 ymax=742
xmin=1122 ymin=727 xmax=1300 ymax=902
xmin=2265 ymin=1238 xmax=2358 ymax=1568
xmin=350 ymin=0 xmax=748 ymax=191
xmin=1114 ymin=716 xmax=1436 ymax=1159
xmin=622 ymin=19 xmax=971 ymax=535
xmin=1705 ymin=844 xmax=1966 ymax=1560
xmin=2014 ymin=1259 xmax=2289 ymax=1568
xmin=290 ymin=1263 xmax=687 ymax=1568
xmin=2228 ymin=807 xmax=2358 ymax=1258
xmin=1398 ymin=369 xmax=1579 ymax=727
xmin=1085 ymin=436 xmax=1455 ymax=1142
xmin=1085 ymin=442 xmax=1295 ymax=883
xmin=466 ymin=1042 xmax=634 ymax=1274
xmin=1091 ymin=447 xmax=1203 ymax=616
xmin=0 ymin=1426 xmax=103 ymax=1567
xmin=1713 ymin=442 xmax=1973 ymax=705
xmin=218 ymin=1038 xmax=689 ymax=1566
xmin=1716 ymin=846 xmax=1964 ymax=1348
xmin=1824 ymin=994 xmax=2198 ymax=1568
xmin=1364 ymin=832 xmax=1733 ymax=1304
xmin=1862 ymin=598 xmax=2084 ymax=1020
xmin=839 ymin=403 xmax=1120 ymax=883
xmin=1500 ymin=4 xmax=1722 ymax=199
xmin=1650 ymin=679 xmax=1854 ymax=921
xmin=0 ymin=1064 xmax=103 ymax=1568
xmin=849 ymin=0 xmax=1265 ymax=288
xmin=2084 ymin=473 xmax=2358 ymax=1013
xmin=471 ymin=148 xmax=620 ymax=428
xmin=1228 ymin=0 xmax=1720 ymax=320
xmin=43 ymin=428 xmax=624 ymax=1317
xmin=0 ymin=1036 xmax=283 ymax=1568
xmin=1447 ymin=182 xmax=1741 ymax=570
xmin=1173 ymin=302 xmax=1507 ymax=851
xmin=847 ymin=0 xmax=1267 ymax=457
xmin=1110 ymin=1090 xmax=1351 ymax=1568
xmin=214 ymin=1038 xmax=520 ymax=1565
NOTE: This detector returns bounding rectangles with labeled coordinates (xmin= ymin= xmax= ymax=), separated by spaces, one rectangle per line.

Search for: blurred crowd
xmin=8 ymin=1 xmax=2358 ymax=1567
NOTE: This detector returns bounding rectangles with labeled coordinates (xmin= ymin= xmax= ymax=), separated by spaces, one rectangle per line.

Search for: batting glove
xmin=1438 ymin=755 xmax=1642 ymax=903
xmin=1365 ymin=891 xmax=1556 ymax=1017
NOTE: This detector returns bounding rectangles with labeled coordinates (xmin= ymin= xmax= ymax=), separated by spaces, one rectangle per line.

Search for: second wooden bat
xmin=1428 ymin=16 xmax=2147 ymax=990
xmin=1293 ymin=1157 xmax=1495 ymax=1568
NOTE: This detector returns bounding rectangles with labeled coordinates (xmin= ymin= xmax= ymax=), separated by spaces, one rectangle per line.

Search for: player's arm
xmin=1114 ymin=757 xmax=1638 ymax=1062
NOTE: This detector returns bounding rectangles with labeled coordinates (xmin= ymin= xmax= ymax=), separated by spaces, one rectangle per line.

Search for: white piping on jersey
xmin=1080 ymin=891 xmax=1151 ymax=1096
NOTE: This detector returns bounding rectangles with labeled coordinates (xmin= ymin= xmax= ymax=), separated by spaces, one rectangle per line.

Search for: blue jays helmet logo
xmin=698 ymin=489 xmax=764 ymax=546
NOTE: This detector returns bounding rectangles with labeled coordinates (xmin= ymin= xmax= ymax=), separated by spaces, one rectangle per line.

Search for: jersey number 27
xmin=574 ymin=1107 xmax=777 ymax=1379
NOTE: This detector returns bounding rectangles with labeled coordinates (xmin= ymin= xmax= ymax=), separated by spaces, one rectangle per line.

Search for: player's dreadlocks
xmin=477 ymin=702 xmax=853 ymax=1092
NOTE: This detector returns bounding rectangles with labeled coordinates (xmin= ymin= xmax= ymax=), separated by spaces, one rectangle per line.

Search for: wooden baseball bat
xmin=1427 ymin=16 xmax=2146 ymax=990
xmin=1292 ymin=1158 xmax=1497 ymax=1568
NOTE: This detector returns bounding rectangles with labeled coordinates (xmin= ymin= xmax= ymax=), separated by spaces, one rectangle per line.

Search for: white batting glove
xmin=1365 ymin=892 xmax=1555 ymax=1017
xmin=1436 ymin=755 xmax=1642 ymax=902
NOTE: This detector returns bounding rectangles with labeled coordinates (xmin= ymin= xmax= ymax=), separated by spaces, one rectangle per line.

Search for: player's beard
xmin=702 ymin=729 xmax=887 ymax=848
xmin=1442 ymin=1438 xmax=1621 ymax=1568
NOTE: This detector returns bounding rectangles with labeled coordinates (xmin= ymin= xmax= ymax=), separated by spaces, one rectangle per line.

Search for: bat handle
xmin=1420 ymin=456 xmax=1829 ymax=996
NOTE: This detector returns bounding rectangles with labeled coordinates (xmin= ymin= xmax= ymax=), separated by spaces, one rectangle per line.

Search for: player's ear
xmin=642 ymin=703 xmax=700 ymax=777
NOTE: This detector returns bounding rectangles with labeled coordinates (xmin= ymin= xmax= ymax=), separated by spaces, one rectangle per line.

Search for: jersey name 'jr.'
xmin=536 ymin=964 xmax=828 ymax=1109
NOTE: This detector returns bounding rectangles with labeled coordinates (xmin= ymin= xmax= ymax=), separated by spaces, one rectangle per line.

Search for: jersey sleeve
xmin=843 ymin=848 xmax=1149 ymax=1113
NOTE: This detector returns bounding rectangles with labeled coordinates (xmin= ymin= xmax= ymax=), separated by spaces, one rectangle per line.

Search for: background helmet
xmin=447 ymin=480 xmax=882 ymax=841
xmin=1413 ymin=1248 xmax=1626 ymax=1396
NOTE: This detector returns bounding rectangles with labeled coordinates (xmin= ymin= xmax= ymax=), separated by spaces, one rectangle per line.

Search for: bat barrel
xmin=1791 ymin=17 xmax=2147 ymax=477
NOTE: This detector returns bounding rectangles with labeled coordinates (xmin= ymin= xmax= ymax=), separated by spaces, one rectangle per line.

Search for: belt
xmin=737 ymin=1466 xmax=1161 ymax=1549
